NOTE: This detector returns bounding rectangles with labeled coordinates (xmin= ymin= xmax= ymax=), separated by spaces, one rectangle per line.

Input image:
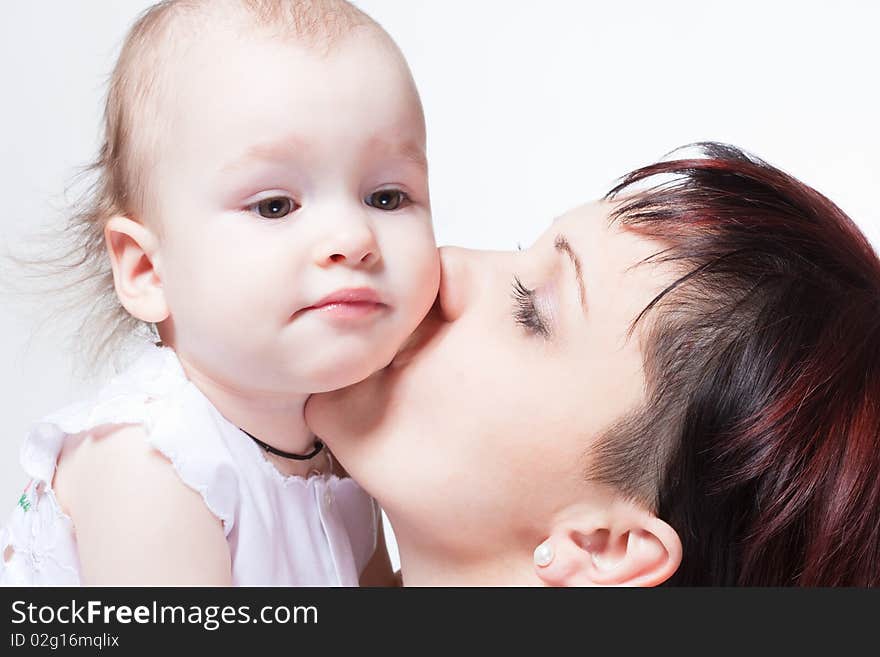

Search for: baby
xmin=0 ymin=0 xmax=439 ymax=585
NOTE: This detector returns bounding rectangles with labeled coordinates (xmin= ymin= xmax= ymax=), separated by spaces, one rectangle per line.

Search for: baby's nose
xmin=314 ymin=222 xmax=381 ymax=268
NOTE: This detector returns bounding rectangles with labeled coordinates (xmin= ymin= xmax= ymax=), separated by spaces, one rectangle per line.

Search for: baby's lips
xmin=307 ymin=286 xmax=384 ymax=310
xmin=292 ymin=286 xmax=386 ymax=318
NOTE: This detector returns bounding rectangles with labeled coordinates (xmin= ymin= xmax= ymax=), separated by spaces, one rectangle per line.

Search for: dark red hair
xmin=588 ymin=143 xmax=880 ymax=585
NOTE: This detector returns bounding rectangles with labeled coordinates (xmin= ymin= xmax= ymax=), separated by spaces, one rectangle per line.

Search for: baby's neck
xmin=173 ymin=351 xmax=326 ymax=478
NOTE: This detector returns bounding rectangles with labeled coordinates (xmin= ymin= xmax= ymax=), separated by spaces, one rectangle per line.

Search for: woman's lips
xmin=390 ymin=300 xmax=443 ymax=369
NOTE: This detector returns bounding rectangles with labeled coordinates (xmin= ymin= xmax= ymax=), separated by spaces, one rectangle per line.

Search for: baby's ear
xmin=104 ymin=216 xmax=168 ymax=323
xmin=532 ymin=502 xmax=682 ymax=587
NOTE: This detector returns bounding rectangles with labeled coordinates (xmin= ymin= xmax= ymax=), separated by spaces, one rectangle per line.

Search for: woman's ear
xmin=104 ymin=216 xmax=169 ymax=323
xmin=533 ymin=503 xmax=682 ymax=587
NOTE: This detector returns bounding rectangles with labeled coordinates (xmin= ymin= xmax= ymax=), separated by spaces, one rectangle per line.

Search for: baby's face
xmin=150 ymin=26 xmax=440 ymax=394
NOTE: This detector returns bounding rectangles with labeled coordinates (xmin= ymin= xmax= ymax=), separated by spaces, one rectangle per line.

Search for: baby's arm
xmin=358 ymin=520 xmax=399 ymax=587
xmin=328 ymin=453 xmax=399 ymax=587
xmin=53 ymin=424 xmax=232 ymax=585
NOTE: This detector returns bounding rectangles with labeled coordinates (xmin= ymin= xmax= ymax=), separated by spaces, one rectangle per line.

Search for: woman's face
xmin=305 ymin=202 xmax=675 ymax=556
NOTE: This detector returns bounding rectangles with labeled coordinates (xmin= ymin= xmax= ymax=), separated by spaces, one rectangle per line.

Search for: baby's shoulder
xmin=53 ymin=423 xmax=201 ymax=522
xmin=22 ymin=344 xmax=244 ymax=536
xmin=53 ymin=423 xmax=138 ymax=507
xmin=52 ymin=423 xmax=231 ymax=585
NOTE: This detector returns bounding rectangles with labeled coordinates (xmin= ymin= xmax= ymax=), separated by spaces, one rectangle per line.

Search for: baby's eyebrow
xmin=218 ymin=134 xmax=427 ymax=174
xmin=219 ymin=134 xmax=313 ymax=174
xmin=364 ymin=135 xmax=428 ymax=172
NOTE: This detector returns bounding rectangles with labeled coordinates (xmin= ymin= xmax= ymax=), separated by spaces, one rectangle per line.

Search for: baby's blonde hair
xmin=55 ymin=0 xmax=387 ymax=369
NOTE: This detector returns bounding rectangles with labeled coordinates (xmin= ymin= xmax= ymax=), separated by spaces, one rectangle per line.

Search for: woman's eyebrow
xmin=554 ymin=234 xmax=587 ymax=315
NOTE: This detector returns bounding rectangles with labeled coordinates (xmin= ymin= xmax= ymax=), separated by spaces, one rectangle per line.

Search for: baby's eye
xmin=365 ymin=189 xmax=409 ymax=211
xmin=251 ymin=196 xmax=299 ymax=220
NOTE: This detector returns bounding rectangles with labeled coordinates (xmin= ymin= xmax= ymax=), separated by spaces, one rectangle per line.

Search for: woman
xmin=305 ymin=143 xmax=880 ymax=586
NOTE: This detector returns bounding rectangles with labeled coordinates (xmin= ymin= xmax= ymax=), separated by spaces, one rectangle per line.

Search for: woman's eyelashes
xmin=511 ymin=276 xmax=550 ymax=338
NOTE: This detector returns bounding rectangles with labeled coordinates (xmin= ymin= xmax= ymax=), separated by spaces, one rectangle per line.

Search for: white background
xmin=2 ymin=1 xmax=879 ymax=573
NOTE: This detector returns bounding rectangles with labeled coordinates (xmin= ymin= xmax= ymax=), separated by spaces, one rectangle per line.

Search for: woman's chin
xmin=304 ymin=365 xmax=389 ymax=449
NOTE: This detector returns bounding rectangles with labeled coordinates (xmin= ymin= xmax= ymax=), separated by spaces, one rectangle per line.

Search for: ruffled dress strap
xmin=20 ymin=343 xmax=240 ymax=536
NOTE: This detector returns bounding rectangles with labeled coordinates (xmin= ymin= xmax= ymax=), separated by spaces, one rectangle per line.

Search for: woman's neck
xmin=395 ymin=530 xmax=543 ymax=587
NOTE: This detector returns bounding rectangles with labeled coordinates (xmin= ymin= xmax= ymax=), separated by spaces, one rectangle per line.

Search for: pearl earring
xmin=533 ymin=541 xmax=554 ymax=568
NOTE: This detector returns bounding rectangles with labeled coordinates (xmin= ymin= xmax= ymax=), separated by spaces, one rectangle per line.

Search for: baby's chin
xmin=298 ymin=342 xmax=397 ymax=393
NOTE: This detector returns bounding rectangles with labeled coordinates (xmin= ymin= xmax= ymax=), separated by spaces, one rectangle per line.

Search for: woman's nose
xmin=313 ymin=217 xmax=381 ymax=269
xmin=437 ymin=246 xmax=499 ymax=322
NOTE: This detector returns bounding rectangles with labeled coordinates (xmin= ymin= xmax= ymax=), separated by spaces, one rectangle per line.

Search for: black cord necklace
xmin=239 ymin=427 xmax=325 ymax=461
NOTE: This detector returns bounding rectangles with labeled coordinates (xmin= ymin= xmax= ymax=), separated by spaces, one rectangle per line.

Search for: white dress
xmin=0 ymin=343 xmax=379 ymax=586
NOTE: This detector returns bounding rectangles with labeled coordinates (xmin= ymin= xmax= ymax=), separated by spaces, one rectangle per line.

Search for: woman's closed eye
xmin=511 ymin=276 xmax=550 ymax=338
